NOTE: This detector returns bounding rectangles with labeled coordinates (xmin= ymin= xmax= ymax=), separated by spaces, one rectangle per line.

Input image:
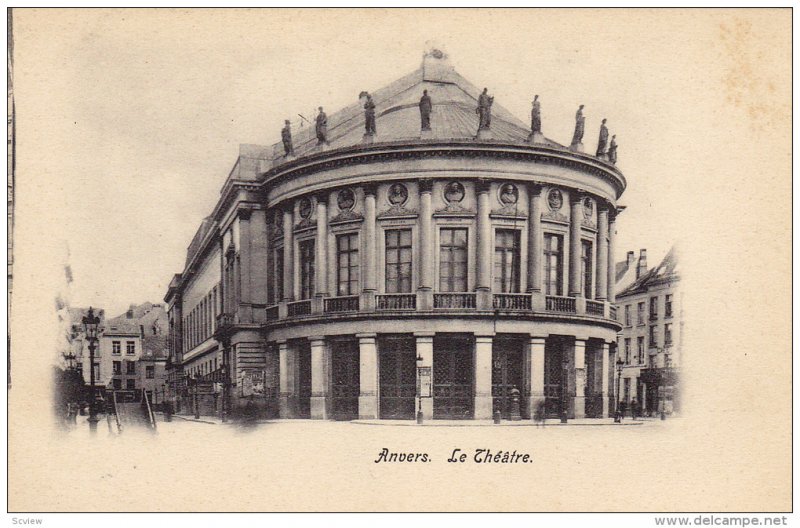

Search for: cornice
xmin=259 ymin=141 xmax=627 ymax=199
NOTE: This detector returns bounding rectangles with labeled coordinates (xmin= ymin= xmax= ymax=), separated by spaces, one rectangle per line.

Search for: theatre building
xmin=165 ymin=51 xmax=626 ymax=420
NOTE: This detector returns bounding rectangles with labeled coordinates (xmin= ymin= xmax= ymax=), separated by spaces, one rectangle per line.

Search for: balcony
xmin=545 ymin=295 xmax=576 ymax=313
xmin=324 ymin=295 xmax=360 ymax=313
xmin=287 ymin=300 xmax=312 ymax=317
xmin=265 ymin=291 xmax=620 ymax=324
xmin=586 ymin=300 xmax=605 ymax=317
xmin=434 ymin=293 xmax=476 ymax=309
xmin=377 ymin=293 xmax=416 ymax=311
xmin=492 ymin=293 xmax=531 ymax=311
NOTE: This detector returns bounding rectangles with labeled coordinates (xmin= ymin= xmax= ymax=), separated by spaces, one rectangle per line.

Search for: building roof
xmin=617 ymin=245 xmax=680 ymax=298
xmin=265 ymin=49 xmax=564 ymax=162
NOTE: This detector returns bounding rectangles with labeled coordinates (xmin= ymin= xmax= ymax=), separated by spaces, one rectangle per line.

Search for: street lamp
xmin=560 ymin=355 xmax=569 ymax=423
xmin=416 ymin=353 xmax=424 ymax=424
xmin=81 ymin=307 xmax=101 ymax=432
xmin=614 ymin=357 xmax=624 ymax=423
xmin=62 ymin=351 xmax=77 ymax=370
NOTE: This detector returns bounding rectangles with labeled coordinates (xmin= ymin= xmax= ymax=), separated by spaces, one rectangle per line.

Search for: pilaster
xmin=363 ymin=183 xmax=377 ymax=292
xmin=414 ymin=332 xmax=434 ymax=420
xmin=357 ymin=333 xmax=378 ymax=419
xmin=474 ymin=334 xmax=493 ymax=420
xmin=418 ymin=179 xmax=434 ymax=291
xmin=573 ymin=338 xmax=587 ymax=418
xmin=527 ymin=336 xmax=546 ymax=419
xmin=309 ymin=336 xmax=329 ymax=419
xmin=527 ymin=183 xmax=543 ymax=293
xmin=569 ymin=192 xmax=583 ymax=297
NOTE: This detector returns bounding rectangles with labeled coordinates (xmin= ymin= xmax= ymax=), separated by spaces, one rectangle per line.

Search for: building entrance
xmin=379 ymin=336 xmax=416 ymax=419
xmin=433 ymin=335 xmax=474 ymax=419
xmin=492 ymin=336 xmax=524 ymax=419
xmin=330 ymin=339 xmax=359 ymax=420
xmin=544 ymin=337 xmax=567 ymax=418
xmin=296 ymin=342 xmax=311 ymax=418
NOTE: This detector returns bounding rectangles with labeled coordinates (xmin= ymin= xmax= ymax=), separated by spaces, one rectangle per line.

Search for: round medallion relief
xmin=499 ymin=183 xmax=518 ymax=205
xmin=583 ymin=196 xmax=593 ymax=218
xmin=443 ymin=181 xmax=465 ymax=203
xmin=337 ymin=188 xmax=355 ymax=211
xmin=547 ymin=189 xmax=563 ymax=211
xmin=298 ymin=198 xmax=313 ymax=219
xmin=388 ymin=183 xmax=408 ymax=206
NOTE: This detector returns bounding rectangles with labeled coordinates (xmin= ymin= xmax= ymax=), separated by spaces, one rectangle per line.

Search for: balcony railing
xmin=610 ymin=306 xmax=618 ymax=320
xmin=265 ymin=305 xmax=280 ymax=321
xmin=492 ymin=293 xmax=532 ymax=311
xmin=586 ymin=300 xmax=605 ymax=317
xmin=545 ymin=295 xmax=576 ymax=313
xmin=324 ymin=295 xmax=360 ymax=313
xmin=287 ymin=300 xmax=312 ymax=317
xmin=377 ymin=293 xmax=416 ymax=311
xmin=434 ymin=293 xmax=476 ymax=310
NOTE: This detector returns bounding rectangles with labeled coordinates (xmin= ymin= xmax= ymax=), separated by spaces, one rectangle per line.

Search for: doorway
xmin=492 ymin=336 xmax=524 ymax=419
xmin=379 ymin=335 xmax=416 ymax=419
xmin=433 ymin=334 xmax=474 ymax=419
xmin=330 ymin=339 xmax=360 ymax=420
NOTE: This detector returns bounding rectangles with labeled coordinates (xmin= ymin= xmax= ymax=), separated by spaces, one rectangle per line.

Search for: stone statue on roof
xmin=315 ymin=107 xmax=328 ymax=144
xmin=477 ymin=88 xmax=493 ymax=130
xmin=281 ymin=119 xmax=294 ymax=157
xmin=362 ymin=92 xmax=376 ymax=135
xmin=608 ymin=135 xmax=618 ymax=164
xmin=531 ymin=95 xmax=541 ymax=134
xmin=419 ymin=89 xmax=433 ymax=131
xmin=571 ymin=104 xmax=585 ymax=145
xmin=596 ymin=118 xmax=609 ymax=157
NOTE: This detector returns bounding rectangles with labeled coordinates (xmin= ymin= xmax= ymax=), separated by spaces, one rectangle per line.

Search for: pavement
xmin=161 ymin=412 xmax=661 ymax=427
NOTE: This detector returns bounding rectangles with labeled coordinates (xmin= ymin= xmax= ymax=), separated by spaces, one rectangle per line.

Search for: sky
xmin=10 ymin=8 xmax=790 ymax=316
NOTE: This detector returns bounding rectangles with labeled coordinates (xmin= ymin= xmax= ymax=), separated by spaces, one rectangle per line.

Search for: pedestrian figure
xmin=631 ymin=398 xmax=639 ymax=419
xmin=619 ymin=399 xmax=627 ymax=421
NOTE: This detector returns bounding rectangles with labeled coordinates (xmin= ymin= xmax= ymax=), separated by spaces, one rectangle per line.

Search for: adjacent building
xmin=165 ymin=50 xmax=627 ymax=421
xmin=615 ymin=246 xmax=681 ymax=415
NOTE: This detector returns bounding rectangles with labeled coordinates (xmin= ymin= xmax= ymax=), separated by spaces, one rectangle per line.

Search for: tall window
xmin=494 ymin=229 xmax=520 ymax=293
xmin=299 ymin=239 xmax=316 ymax=300
xmin=649 ymin=296 xmax=658 ymax=320
xmin=637 ymin=302 xmax=645 ymax=325
xmin=385 ymin=229 xmax=412 ymax=293
xmin=337 ymin=233 xmax=360 ymax=295
xmin=543 ymin=233 xmax=563 ymax=295
xmin=664 ymin=323 xmax=673 ymax=345
xmin=146 ymin=365 xmax=155 ymax=379
xmin=624 ymin=338 xmax=631 ymax=364
xmin=581 ymin=240 xmax=593 ymax=299
xmin=113 ymin=379 xmax=122 ymax=390
xmin=439 ymin=228 xmax=468 ymax=292
xmin=274 ymin=247 xmax=284 ymax=302
xmin=637 ymin=337 xmax=645 ymax=364
xmin=112 ymin=361 xmax=121 ymax=375
xmin=649 ymin=325 xmax=658 ymax=347
xmin=126 ymin=361 xmax=136 ymax=375
xmin=112 ymin=341 xmax=121 ymax=355
xmin=665 ymin=294 xmax=673 ymax=318
xmin=126 ymin=379 xmax=136 ymax=390
xmin=126 ymin=341 xmax=135 ymax=355
xmin=624 ymin=305 xmax=631 ymax=326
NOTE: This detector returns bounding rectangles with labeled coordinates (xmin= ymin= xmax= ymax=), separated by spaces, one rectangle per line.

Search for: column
xmin=527 ymin=183 xmax=543 ymax=292
xmin=415 ymin=332 xmax=434 ymax=420
xmin=363 ymin=184 xmax=377 ymax=292
xmin=282 ymin=205 xmax=294 ymax=302
xmin=357 ymin=333 xmax=378 ymax=419
xmin=569 ymin=192 xmax=583 ymax=297
xmin=527 ymin=336 xmax=546 ymax=419
xmin=309 ymin=336 xmax=329 ymax=419
xmin=474 ymin=335 xmax=493 ymax=420
xmin=315 ymin=192 xmax=329 ymax=297
xmin=596 ymin=204 xmax=609 ymax=301
xmin=476 ymin=179 xmax=492 ymax=291
xmin=574 ymin=338 xmax=587 ymax=418
xmin=278 ymin=340 xmax=294 ymax=418
xmin=607 ymin=209 xmax=617 ymax=303
xmin=417 ymin=179 xmax=434 ymax=310
xmin=601 ymin=341 xmax=610 ymax=417
xmin=418 ymin=179 xmax=434 ymax=290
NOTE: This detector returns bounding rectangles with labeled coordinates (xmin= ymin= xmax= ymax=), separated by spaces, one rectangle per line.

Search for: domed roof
xmin=268 ymin=50 xmax=564 ymax=162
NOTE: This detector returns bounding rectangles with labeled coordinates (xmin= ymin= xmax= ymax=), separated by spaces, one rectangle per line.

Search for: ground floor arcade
xmin=271 ymin=333 xmax=615 ymax=421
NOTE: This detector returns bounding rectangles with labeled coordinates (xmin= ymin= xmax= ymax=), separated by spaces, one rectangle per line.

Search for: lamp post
xmin=560 ymin=355 xmax=569 ymax=423
xmin=82 ymin=307 xmax=101 ymax=432
xmin=614 ymin=357 xmax=624 ymax=423
xmin=416 ymin=353 xmax=424 ymax=424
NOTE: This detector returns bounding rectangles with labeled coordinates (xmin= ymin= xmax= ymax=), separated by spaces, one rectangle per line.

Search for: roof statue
xmin=596 ymin=118 xmax=608 ymax=157
xmin=281 ymin=119 xmax=294 ymax=157
xmin=571 ymin=104 xmax=585 ymax=146
xmin=362 ymin=92 xmax=376 ymax=136
xmin=315 ymin=107 xmax=328 ymax=145
xmin=531 ymin=95 xmax=541 ymax=134
xmin=608 ymin=135 xmax=618 ymax=164
xmin=476 ymin=88 xmax=494 ymax=131
xmin=419 ymin=89 xmax=433 ymax=131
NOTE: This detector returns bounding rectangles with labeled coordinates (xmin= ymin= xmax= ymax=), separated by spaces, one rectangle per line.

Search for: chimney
xmin=637 ymin=249 xmax=648 ymax=278
xmin=626 ymin=251 xmax=635 ymax=268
